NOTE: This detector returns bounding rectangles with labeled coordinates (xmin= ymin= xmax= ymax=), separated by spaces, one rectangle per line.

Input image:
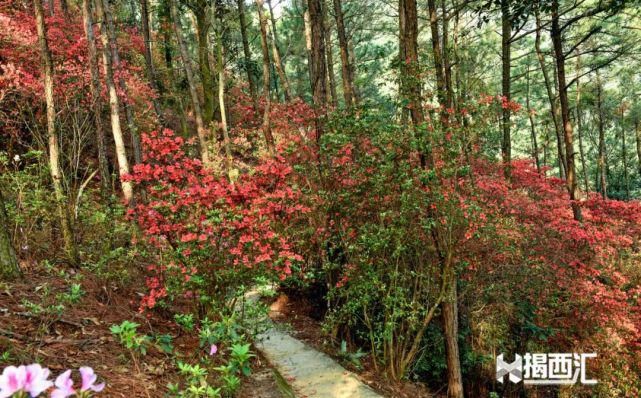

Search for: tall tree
xmin=323 ymin=0 xmax=337 ymax=106
xmin=267 ymin=0 xmax=292 ymax=100
xmin=535 ymin=11 xmax=566 ymax=179
xmin=169 ymin=0 xmax=212 ymax=165
xmin=189 ymin=0 xmax=216 ymax=123
xmin=256 ymin=0 xmax=276 ymax=151
xmin=34 ymin=0 xmax=80 ymax=264
xmin=81 ymin=0 xmax=111 ymax=195
xmin=307 ymin=0 xmax=328 ymax=115
xmin=140 ymin=0 xmax=165 ymax=122
xmin=96 ymin=0 xmax=135 ymax=204
xmin=103 ymin=0 xmax=143 ymax=165
xmin=500 ymin=0 xmax=511 ymax=169
xmin=550 ymin=0 xmax=582 ymax=220
xmin=0 ymin=189 xmax=20 ymax=279
xmin=331 ymin=0 xmax=356 ymax=107
xmin=237 ymin=0 xmax=259 ymax=110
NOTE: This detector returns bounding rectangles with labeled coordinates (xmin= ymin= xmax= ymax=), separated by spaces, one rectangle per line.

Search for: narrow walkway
xmin=246 ymin=291 xmax=382 ymax=398
xmin=256 ymin=326 xmax=382 ymax=398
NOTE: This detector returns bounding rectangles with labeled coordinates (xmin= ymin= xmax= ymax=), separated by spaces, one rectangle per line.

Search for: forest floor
xmin=0 ymin=264 xmax=282 ymax=397
xmin=266 ymin=293 xmax=435 ymax=398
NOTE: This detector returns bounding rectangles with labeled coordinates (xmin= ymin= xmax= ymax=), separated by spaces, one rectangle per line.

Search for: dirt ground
xmin=0 ymin=264 xmax=282 ymax=397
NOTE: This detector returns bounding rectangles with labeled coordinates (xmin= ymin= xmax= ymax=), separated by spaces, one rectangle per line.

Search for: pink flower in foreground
xmin=0 ymin=365 xmax=26 ymax=398
xmin=0 ymin=364 xmax=53 ymax=398
xmin=209 ymin=344 xmax=218 ymax=356
xmin=51 ymin=370 xmax=75 ymax=398
xmin=23 ymin=364 xmax=53 ymax=397
xmin=79 ymin=367 xmax=104 ymax=393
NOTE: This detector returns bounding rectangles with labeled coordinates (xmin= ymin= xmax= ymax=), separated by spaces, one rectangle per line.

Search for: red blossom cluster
xmin=126 ymin=129 xmax=309 ymax=311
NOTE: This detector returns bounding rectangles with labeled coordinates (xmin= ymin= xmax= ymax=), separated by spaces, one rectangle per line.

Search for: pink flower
xmin=79 ymin=367 xmax=104 ymax=393
xmin=0 ymin=365 xmax=26 ymax=398
xmin=0 ymin=364 xmax=53 ymax=398
xmin=51 ymin=370 xmax=75 ymax=398
xmin=209 ymin=344 xmax=218 ymax=356
xmin=23 ymin=364 xmax=53 ymax=397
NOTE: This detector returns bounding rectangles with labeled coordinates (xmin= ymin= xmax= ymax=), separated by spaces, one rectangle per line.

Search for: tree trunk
xmin=216 ymin=29 xmax=233 ymax=179
xmin=169 ymin=0 xmax=212 ymax=166
xmin=500 ymin=0 xmax=511 ymax=170
xmin=427 ymin=0 xmax=445 ymax=109
xmin=442 ymin=283 xmax=464 ymax=398
xmin=267 ymin=0 xmax=291 ymax=101
xmin=621 ymin=108 xmax=630 ymax=199
xmin=237 ymin=0 xmax=259 ymax=110
xmin=526 ymin=64 xmax=541 ymax=173
xmin=34 ymin=0 xmax=80 ymax=265
xmin=96 ymin=0 xmax=135 ymax=204
xmin=574 ymin=52 xmax=589 ymax=193
xmin=324 ymin=0 xmax=337 ymax=106
xmin=551 ymin=0 xmax=582 ymax=221
xmin=400 ymin=0 xmax=429 ymax=168
xmin=535 ymin=12 xmax=566 ymax=179
xmin=140 ymin=0 xmax=165 ymax=123
xmin=82 ymin=0 xmax=111 ymax=195
xmin=596 ymin=71 xmax=607 ymax=199
xmin=332 ymin=0 xmax=356 ymax=107
xmin=256 ymin=0 xmax=276 ymax=151
xmin=0 ymin=189 xmax=20 ymax=279
xmin=636 ymin=118 xmax=641 ymax=180
xmin=193 ymin=3 xmax=215 ymax=124
xmin=103 ymin=0 xmax=143 ymax=166
xmin=307 ymin=0 xmax=328 ymax=137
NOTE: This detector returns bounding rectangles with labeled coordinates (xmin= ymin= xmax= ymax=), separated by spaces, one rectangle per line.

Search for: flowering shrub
xmin=0 ymin=365 xmax=104 ymax=398
xmin=126 ymin=130 xmax=308 ymax=313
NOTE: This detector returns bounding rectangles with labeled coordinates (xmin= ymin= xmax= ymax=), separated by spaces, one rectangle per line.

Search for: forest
xmin=0 ymin=0 xmax=640 ymax=396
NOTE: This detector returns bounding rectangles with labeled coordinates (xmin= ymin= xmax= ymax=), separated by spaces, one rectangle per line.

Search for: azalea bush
xmin=0 ymin=365 xmax=104 ymax=398
xmin=126 ymin=129 xmax=308 ymax=315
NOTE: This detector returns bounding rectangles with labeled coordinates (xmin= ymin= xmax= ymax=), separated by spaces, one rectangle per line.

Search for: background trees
xmin=1 ymin=0 xmax=641 ymax=396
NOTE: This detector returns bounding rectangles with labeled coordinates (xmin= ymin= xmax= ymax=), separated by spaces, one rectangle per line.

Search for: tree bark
xmin=324 ymin=0 xmax=337 ymax=106
xmin=96 ymin=0 xmax=135 ymax=204
xmin=535 ymin=12 xmax=566 ymax=179
xmin=428 ymin=0 xmax=445 ymax=109
xmin=216 ymin=29 xmax=233 ymax=179
xmin=256 ymin=0 xmax=276 ymax=151
xmin=103 ymin=0 xmax=143 ymax=166
xmin=169 ymin=0 xmax=212 ymax=166
xmin=551 ymin=0 xmax=582 ymax=221
xmin=636 ymin=118 xmax=641 ymax=180
xmin=34 ymin=0 xmax=80 ymax=265
xmin=307 ymin=0 xmax=327 ymax=137
xmin=442 ymin=284 xmax=464 ymax=398
xmin=526 ymin=64 xmax=541 ymax=173
xmin=193 ymin=2 xmax=215 ymax=124
xmin=332 ymin=0 xmax=356 ymax=107
xmin=82 ymin=0 xmax=111 ymax=195
xmin=500 ymin=0 xmax=511 ymax=171
xmin=140 ymin=0 xmax=165 ymax=123
xmin=620 ymin=108 xmax=630 ymax=199
xmin=237 ymin=0 xmax=259 ymax=110
xmin=574 ymin=52 xmax=589 ymax=193
xmin=267 ymin=0 xmax=291 ymax=101
xmin=0 ymin=189 xmax=20 ymax=279
xmin=596 ymin=71 xmax=607 ymax=199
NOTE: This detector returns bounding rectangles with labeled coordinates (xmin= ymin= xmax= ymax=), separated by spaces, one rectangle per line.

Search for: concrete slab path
xmin=245 ymin=290 xmax=382 ymax=398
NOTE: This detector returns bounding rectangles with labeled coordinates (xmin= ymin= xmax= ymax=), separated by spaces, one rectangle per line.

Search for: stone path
xmin=245 ymin=290 xmax=382 ymax=398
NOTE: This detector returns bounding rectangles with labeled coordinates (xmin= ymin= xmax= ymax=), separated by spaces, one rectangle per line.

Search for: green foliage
xmin=168 ymin=362 xmax=221 ymax=398
xmin=337 ymin=340 xmax=367 ymax=370
xmin=110 ymin=321 xmax=151 ymax=355
xmin=174 ymin=313 xmax=195 ymax=332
